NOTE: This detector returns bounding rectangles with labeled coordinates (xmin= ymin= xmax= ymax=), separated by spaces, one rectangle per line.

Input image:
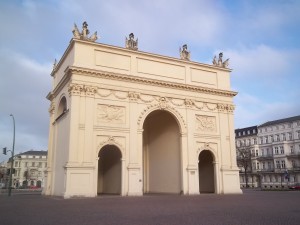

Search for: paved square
xmin=0 ymin=190 xmax=299 ymax=225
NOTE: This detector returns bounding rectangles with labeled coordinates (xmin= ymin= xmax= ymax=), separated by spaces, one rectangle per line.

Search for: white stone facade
xmin=45 ymin=35 xmax=241 ymax=198
xmin=236 ymin=116 xmax=300 ymax=189
xmin=6 ymin=150 xmax=48 ymax=188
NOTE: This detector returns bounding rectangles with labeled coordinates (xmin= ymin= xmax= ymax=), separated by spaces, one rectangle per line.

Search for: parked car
xmin=288 ymin=183 xmax=300 ymax=190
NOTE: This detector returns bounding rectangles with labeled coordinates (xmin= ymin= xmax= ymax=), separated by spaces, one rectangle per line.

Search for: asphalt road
xmin=0 ymin=190 xmax=299 ymax=225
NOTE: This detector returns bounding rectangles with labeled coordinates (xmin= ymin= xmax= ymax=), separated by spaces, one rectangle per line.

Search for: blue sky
xmin=1 ymin=0 xmax=300 ymax=162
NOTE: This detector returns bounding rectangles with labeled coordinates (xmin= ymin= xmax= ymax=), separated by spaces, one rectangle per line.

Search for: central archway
xmin=198 ymin=150 xmax=215 ymax=193
xmin=97 ymin=145 xmax=122 ymax=195
xmin=143 ymin=110 xmax=181 ymax=194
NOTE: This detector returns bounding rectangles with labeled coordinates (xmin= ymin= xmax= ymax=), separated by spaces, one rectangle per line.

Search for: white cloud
xmin=0 ymin=50 xmax=51 ymax=162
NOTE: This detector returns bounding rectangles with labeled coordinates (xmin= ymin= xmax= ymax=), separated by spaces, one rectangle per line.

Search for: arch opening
xmin=198 ymin=150 xmax=215 ymax=193
xmin=57 ymin=96 xmax=67 ymax=117
xmin=143 ymin=110 xmax=181 ymax=194
xmin=97 ymin=145 xmax=122 ymax=195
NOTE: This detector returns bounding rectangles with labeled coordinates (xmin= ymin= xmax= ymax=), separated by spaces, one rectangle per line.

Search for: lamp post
xmin=8 ymin=114 xmax=15 ymax=197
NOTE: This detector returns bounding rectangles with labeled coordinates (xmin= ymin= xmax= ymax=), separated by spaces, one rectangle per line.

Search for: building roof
xmin=235 ymin=126 xmax=258 ymax=138
xmin=18 ymin=150 xmax=47 ymax=156
xmin=259 ymin=115 xmax=300 ymax=127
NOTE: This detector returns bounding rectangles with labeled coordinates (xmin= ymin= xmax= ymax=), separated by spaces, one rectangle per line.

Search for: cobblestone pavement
xmin=0 ymin=190 xmax=299 ymax=225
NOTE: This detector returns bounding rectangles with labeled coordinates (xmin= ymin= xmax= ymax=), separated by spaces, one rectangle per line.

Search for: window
xmin=264 ymin=136 xmax=268 ymax=144
xmin=276 ymin=161 xmax=280 ymax=169
xmin=256 ymin=150 xmax=258 ymax=156
xmin=257 ymin=162 xmax=260 ymax=170
xmin=297 ymin=131 xmax=300 ymax=139
xmin=261 ymin=149 xmax=264 ymax=156
xmin=292 ymin=160 xmax=296 ymax=168
xmin=238 ymin=132 xmax=241 ymax=136
xmin=274 ymin=147 xmax=279 ymax=155
xmin=281 ymin=160 xmax=286 ymax=169
xmin=247 ymin=130 xmax=250 ymax=135
xmin=268 ymin=162 xmax=271 ymax=169
xmin=270 ymin=135 xmax=274 ymax=142
xmin=32 ymin=162 xmax=35 ymax=167
xmin=38 ymin=162 xmax=42 ymax=167
xmin=243 ymin=131 xmax=245 ymax=135
xmin=288 ymin=133 xmax=292 ymax=141
xmin=260 ymin=137 xmax=263 ymax=144
xmin=265 ymin=128 xmax=267 ymax=132
xmin=253 ymin=129 xmax=256 ymax=134
xmin=262 ymin=162 xmax=265 ymax=170
xmin=254 ymin=138 xmax=257 ymax=145
xmin=276 ymin=134 xmax=280 ymax=142
xmin=282 ymin=133 xmax=286 ymax=141
xmin=252 ymin=162 xmax=256 ymax=170
xmin=14 ymin=161 xmax=18 ymax=167
xmin=25 ymin=162 xmax=28 ymax=167
xmin=280 ymin=146 xmax=284 ymax=154
xmin=290 ymin=146 xmax=294 ymax=154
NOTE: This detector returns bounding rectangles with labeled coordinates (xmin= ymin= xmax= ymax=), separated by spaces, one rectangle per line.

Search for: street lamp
xmin=8 ymin=114 xmax=15 ymax=196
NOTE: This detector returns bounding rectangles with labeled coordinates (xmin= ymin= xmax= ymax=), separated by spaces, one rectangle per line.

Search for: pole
xmin=8 ymin=114 xmax=15 ymax=197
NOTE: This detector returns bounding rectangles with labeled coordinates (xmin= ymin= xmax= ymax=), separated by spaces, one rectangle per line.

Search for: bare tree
xmin=236 ymin=145 xmax=252 ymax=188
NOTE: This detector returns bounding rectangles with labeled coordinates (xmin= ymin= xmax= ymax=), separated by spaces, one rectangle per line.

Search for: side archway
xmin=97 ymin=145 xmax=122 ymax=195
xmin=198 ymin=150 xmax=215 ymax=193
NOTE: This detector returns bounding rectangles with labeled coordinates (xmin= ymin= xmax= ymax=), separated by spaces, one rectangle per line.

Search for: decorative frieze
xmin=97 ymin=104 xmax=125 ymax=124
xmin=85 ymin=85 xmax=97 ymax=97
xmin=217 ymin=103 xmax=235 ymax=113
xmin=66 ymin=67 xmax=237 ymax=97
xmin=128 ymin=92 xmax=140 ymax=102
xmin=48 ymin=102 xmax=55 ymax=114
xmin=184 ymin=99 xmax=194 ymax=108
xmin=196 ymin=115 xmax=216 ymax=132
xmin=68 ymin=84 xmax=84 ymax=96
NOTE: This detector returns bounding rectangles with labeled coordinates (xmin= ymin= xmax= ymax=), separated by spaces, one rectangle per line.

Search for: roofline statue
xmin=180 ymin=44 xmax=190 ymax=60
xmin=72 ymin=21 xmax=98 ymax=42
xmin=125 ymin=33 xmax=138 ymax=50
xmin=213 ymin=52 xmax=229 ymax=68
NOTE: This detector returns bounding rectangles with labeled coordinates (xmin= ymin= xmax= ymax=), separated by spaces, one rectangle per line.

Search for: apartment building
xmin=235 ymin=115 xmax=300 ymax=189
xmin=6 ymin=150 xmax=48 ymax=188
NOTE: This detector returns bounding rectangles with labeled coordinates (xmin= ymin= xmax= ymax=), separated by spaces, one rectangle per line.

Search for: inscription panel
xmin=137 ymin=58 xmax=185 ymax=80
xmin=190 ymin=68 xmax=217 ymax=86
xmin=95 ymin=50 xmax=130 ymax=71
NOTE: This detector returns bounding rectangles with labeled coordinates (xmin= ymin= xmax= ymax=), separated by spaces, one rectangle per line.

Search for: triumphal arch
xmin=44 ymin=22 xmax=241 ymax=198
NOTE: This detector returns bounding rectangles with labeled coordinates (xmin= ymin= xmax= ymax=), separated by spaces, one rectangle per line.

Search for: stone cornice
xmin=66 ymin=66 xmax=237 ymax=98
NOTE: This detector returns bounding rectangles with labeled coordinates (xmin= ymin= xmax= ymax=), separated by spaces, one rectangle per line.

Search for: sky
xmin=1 ymin=0 xmax=300 ymax=163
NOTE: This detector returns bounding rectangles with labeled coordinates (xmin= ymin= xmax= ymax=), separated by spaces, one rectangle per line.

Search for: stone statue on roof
xmin=72 ymin=21 xmax=98 ymax=42
xmin=212 ymin=52 xmax=229 ymax=68
xmin=180 ymin=44 xmax=190 ymax=60
xmin=125 ymin=33 xmax=138 ymax=50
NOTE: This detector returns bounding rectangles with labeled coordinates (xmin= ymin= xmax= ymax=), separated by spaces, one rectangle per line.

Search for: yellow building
xmin=44 ymin=22 xmax=241 ymax=198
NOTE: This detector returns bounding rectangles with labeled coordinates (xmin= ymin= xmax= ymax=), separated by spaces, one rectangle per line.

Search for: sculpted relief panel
xmin=196 ymin=115 xmax=216 ymax=132
xmin=97 ymin=104 xmax=125 ymax=124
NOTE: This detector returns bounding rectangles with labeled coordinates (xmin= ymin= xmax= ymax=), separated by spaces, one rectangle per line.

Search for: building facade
xmin=45 ymin=22 xmax=241 ymax=198
xmin=235 ymin=115 xmax=300 ymax=189
xmin=5 ymin=150 xmax=48 ymax=188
